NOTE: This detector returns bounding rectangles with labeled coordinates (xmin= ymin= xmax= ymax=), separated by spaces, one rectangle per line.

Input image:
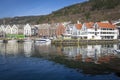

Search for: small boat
xmin=114 ymin=49 xmax=120 ymax=53
xmin=0 ymin=40 xmax=3 ymax=43
xmin=35 ymin=38 xmax=51 ymax=43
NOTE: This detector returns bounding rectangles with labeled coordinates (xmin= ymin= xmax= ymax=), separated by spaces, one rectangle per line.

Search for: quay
xmin=0 ymin=38 xmax=119 ymax=45
xmin=52 ymin=39 xmax=119 ymax=46
xmin=0 ymin=39 xmax=32 ymax=43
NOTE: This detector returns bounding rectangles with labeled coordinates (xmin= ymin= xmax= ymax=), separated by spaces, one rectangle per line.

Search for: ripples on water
xmin=0 ymin=42 xmax=120 ymax=80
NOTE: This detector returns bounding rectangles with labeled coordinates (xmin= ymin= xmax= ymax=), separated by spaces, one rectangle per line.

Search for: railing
xmin=113 ymin=19 xmax=120 ymax=25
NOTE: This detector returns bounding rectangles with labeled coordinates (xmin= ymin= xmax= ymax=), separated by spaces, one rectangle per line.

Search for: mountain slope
xmin=0 ymin=0 xmax=120 ymax=24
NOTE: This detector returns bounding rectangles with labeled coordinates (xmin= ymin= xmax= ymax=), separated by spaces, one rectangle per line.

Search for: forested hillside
xmin=0 ymin=0 xmax=120 ymax=24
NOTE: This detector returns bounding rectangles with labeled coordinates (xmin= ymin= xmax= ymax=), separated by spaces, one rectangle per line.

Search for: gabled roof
xmin=12 ymin=24 xmax=18 ymax=29
xmin=75 ymin=24 xmax=82 ymax=30
xmin=57 ymin=23 xmax=65 ymax=29
xmin=97 ymin=22 xmax=116 ymax=29
xmin=85 ymin=22 xmax=94 ymax=29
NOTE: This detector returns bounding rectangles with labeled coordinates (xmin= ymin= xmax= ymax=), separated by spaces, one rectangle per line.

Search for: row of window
xmin=101 ymin=36 xmax=114 ymax=39
xmin=101 ymin=28 xmax=115 ymax=30
xmin=88 ymin=32 xmax=116 ymax=34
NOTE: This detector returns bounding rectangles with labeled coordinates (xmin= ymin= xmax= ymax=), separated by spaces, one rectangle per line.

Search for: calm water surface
xmin=0 ymin=42 xmax=120 ymax=80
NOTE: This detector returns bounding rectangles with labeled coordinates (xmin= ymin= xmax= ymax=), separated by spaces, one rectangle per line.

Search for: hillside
xmin=0 ymin=0 xmax=120 ymax=24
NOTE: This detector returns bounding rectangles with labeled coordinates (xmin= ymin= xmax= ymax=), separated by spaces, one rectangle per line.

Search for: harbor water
xmin=0 ymin=41 xmax=120 ymax=80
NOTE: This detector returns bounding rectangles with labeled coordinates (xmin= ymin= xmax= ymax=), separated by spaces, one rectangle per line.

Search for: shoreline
xmin=52 ymin=39 xmax=119 ymax=46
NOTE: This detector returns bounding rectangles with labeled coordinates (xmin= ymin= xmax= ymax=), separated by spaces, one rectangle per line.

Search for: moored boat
xmin=114 ymin=49 xmax=120 ymax=53
xmin=35 ymin=38 xmax=51 ymax=43
xmin=0 ymin=40 xmax=3 ymax=43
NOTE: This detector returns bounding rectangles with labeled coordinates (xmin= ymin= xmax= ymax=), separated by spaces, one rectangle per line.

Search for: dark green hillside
xmin=0 ymin=0 xmax=120 ymax=24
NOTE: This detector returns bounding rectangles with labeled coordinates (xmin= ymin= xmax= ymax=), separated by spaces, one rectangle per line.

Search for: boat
xmin=35 ymin=38 xmax=51 ymax=43
xmin=0 ymin=40 xmax=3 ymax=43
xmin=113 ymin=49 xmax=120 ymax=54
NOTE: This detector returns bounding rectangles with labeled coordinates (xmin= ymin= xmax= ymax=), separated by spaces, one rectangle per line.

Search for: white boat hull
xmin=0 ymin=40 xmax=3 ymax=43
xmin=35 ymin=38 xmax=51 ymax=44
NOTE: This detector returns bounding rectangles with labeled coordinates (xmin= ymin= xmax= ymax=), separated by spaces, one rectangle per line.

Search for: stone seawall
xmin=52 ymin=39 xmax=119 ymax=46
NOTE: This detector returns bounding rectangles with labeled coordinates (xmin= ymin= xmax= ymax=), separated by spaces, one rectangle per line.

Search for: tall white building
xmin=65 ymin=22 xmax=118 ymax=40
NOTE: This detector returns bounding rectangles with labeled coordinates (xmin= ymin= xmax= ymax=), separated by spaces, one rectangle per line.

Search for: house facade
xmin=31 ymin=26 xmax=38 ymax=36
xmin=24 ymin=24 xmax=32 ymax=37
xmin=11 ymin=25 xmax=18 ymax=35
xmin=5 ymin=25 xmax=12 ymax=34
xmin=38 ymin=24 xmax=50 ymax=38
xmin=0 ymin=21 xmax=118 ymax=40
xmin=64 ymin=24 xmax=74 ymax=39
xmin=94 ymin=22 xmax=118 ymax=40
xmin=64 ymin=22 xmax=118 ymax=40
xmin=56 ymin=23 xmax=65 ymax=38
xmin=0 ymin=25 xmax=6 ymax=37
xmin=72 ymin=23 xmax=83 ymax=38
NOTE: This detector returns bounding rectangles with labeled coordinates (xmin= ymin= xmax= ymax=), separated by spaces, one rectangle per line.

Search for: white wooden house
xmin=0 ymin=25 xmax=6 ymax=37
xmin=82 ymin=22 xmax=118 ymax=40
xmin=72 ymin=23 xmax=83 ymax=38
xmin=64 ymin=21 xmax=118 ymax=40
xmin=83 ymin=22 xmax=95 ymax=39
xmin=11 ymin=25 xmax=18 ymax=34
xmin=5 ymin=25 xmax=12 ymax=34
xmin=0 ymin=25 xmax=6 ymax=32
xmin=24 ymin=24 xmax=32 ymax=37
xmin=63 ymin=24 xmax=74 ymax=39
xmin=94 ymin=22 xmax=118 ymax=39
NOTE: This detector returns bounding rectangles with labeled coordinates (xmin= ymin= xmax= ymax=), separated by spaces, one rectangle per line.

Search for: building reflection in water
xmin=0 ymin=42 xmax=120 ymax=64
xmin=34 ymin=43 xmax=63 ymax=59
xmin=61 ymin=44 xmax=119 ymax=64
xmin=0 ymin=42 xmax=19 ymax=56
xmin=0 ymin=42 xmax=32 ymax=57
xmin=24 ymin=42 xmax=34 ymax=57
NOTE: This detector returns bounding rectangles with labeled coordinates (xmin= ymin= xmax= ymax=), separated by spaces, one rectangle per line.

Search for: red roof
xmin=97 ymin=22 xmax=116 ymax=29
xmin=85 ymin=22 xmax=94 ymax=28
xmin=75 ymin=24 xmax=82 ymax=30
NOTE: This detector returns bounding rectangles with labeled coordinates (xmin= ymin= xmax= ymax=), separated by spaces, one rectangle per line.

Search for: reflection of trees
xmin=32 ymin=51 xmax=120 ymax=76
xmin=32 ymin=44 xmax=120 ymax=76
xmin=50 ymin=56 xmax=120 ymax=75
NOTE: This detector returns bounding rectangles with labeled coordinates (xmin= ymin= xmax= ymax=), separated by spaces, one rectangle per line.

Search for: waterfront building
xmin=0 ymin=20 xmax=119 ymax=40
xmin=64 ymin=21 xmax=118 ymax=40
xmin=81 ymin=22 xmax=94 ymax=39
xmin=11 ymin=25 xmax=18 ymax=39
xmin=31 ymin=26 xmax=39 ymax=36
xmin=11 ymin=25 xmax=18 ymax=34
xmin=63 ymin=24 xmax=74 ymax=39
xmin=24 ymin=24 xmax=32 ymax=37
xmin=72 ymin=23 xmax=83 ymax=38
xmin=56 ymin=23 xmax=65 ymax=38
xmin=5 ymin=25 xmax=12 ymax=34
xmin=38 ymin=24 xmax=50 ymax=38
xmin=94 ymin=22 xmax=118 ymax=39
xmin=0 ymin=25 xmax=6 ymax=37
xmin=49 ymin=24 xmax=57 ymax=38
